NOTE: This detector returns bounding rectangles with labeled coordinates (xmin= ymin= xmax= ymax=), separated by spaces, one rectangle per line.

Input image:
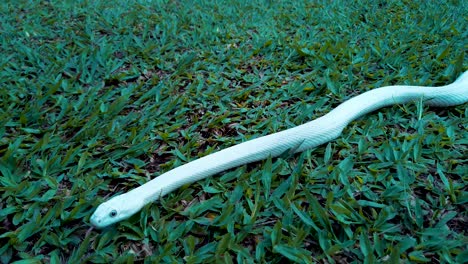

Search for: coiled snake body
xmin=91 ymin=72 xmax=468 ymax=228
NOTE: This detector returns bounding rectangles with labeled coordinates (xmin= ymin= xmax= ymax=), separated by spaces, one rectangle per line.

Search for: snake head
xmin=90 ymin=193 xmax=144 ymax=228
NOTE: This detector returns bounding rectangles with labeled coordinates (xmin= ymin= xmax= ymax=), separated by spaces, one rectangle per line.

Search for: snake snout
xmin=90 ymin=214 xmax=100 ymax=227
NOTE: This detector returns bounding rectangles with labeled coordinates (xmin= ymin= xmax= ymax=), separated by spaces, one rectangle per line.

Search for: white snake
xmin=91 ymin=71 xmax=468 ymax=228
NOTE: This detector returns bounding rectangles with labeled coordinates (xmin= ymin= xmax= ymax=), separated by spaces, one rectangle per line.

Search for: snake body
xmin=91 ymin=71 xmax=468 ymax=228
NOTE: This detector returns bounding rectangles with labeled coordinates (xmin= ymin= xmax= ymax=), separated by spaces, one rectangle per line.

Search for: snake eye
xmin=109 ymin=210 xmax=117 ymax=218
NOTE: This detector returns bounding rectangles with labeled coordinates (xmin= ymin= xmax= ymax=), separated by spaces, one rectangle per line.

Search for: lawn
xmin=0 ymin=0 xmax=467 ymax=263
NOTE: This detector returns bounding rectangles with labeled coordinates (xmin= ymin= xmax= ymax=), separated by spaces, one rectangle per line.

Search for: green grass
xmin=0 ymin=0 xmax=467 ymax=263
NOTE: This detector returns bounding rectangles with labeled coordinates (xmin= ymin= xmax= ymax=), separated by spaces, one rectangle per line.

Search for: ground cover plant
xmin=0 ymin=0 xmax=467 ymax=263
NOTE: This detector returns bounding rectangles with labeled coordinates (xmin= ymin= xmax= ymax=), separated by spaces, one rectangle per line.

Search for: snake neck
xmin=132 ymin=116 xmax=344 ymax=203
